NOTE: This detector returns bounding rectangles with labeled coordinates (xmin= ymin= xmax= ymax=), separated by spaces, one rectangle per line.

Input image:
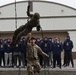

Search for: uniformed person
xmin=41 ymin=37 xmax=50 ymax=67
xmin=52 ymin=37 xmax=63 ymax=69
xmin=11 ymin=5 xmax=41 ymax=48
xmin=48 ymin=37 xmax=53 ymax=67
xmin=4 ymin=38 xmax=12 ymax=67
xmin=26 ymin=33 xmax=49 ymax=75
xmin=63 ymin=35 xmax=74 ymax=67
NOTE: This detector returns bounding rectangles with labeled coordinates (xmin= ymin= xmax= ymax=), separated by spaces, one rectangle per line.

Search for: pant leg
xmin=2 ymin=53 xmax=5 ymax=66
xmin=18 ymin=52 xmax=22 ymax=66
xmin=53 ymin=54 xmax=56 ymax=68
xmin=50 ymin=52 xmax=53 ymax=66
xmin=69 ymin=51 xmax=74 ymax=67
xmin=5 ymin=52 xmax=8 ymax=67
xmin=38 ymin=54 xmax=43 ymax=67
xmin=67 ymin=52 xmax=70 ymax=66
xmin=8 ymin=53 xmax=12 ymax=66
xmin=13 ymin=53 xmax=17 ymax=66
xmin=46 ymin=53 xmax=50 ymax=67
xmin=0 ymin=53 xmax=5 ymax=67
xmin=57 ymin=55 xmax=61 ymax=68
xmin=21 ymin=53 xmax=26 ymax=67
xmin=0 ymin=54 xmax=2 ymax=66
xmin=27 ymin=65 xmax=35 ymax=75
xmin=34 ymin=61 xmax=41 ymax=74
xmin=64 ymin=51 xmax=68 ymax=66
xmin=43 ymin=55 xmax=47 ymax=67
xmin=63 ymin=51 xmax=66 ymax=65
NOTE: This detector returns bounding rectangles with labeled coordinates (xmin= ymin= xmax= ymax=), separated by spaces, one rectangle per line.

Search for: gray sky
xmin=0 ymin=0 xmax=76 ymax=8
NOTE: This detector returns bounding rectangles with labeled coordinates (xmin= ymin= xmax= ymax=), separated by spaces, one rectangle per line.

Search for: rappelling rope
xmin=14 ymin=0 xmax=21 ymax=75
xmin=15 ymin=0 xmax=17 ymax=29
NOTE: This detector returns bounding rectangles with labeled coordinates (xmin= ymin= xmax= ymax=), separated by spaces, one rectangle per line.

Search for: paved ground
xmin=0 ymin=60 xmax=76 ymax=75
xmin=0 ymin=60 xmax=76 ymax=71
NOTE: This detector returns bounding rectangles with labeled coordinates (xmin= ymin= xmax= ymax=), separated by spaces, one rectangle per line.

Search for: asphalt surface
xmin=0 ymin=60 xmax=76 ymax=75
xmin=0 ymin=60 xmax=76 ymax=71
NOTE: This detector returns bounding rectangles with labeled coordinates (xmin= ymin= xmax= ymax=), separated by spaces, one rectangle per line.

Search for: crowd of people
xmin=0 ymin=35 xmax=74 ymax=69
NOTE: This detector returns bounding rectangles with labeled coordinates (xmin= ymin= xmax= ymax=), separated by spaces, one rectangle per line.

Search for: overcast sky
xmin=0 ymin=0 xmax=76 ymax=8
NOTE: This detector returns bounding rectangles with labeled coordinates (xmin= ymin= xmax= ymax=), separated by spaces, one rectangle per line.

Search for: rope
xmin=15 ymin=0 xmax=17 ymax=29
xmin=40 ymin=27 xmax=44 ymax=39
xmin=14 ymin=1 xmax=21 ymax=75
xmin=27 ymin=0 xmax=30 ymax=19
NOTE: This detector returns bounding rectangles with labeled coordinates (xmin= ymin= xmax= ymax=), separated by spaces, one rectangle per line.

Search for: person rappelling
xmin=11 ymin=3 xmax=41 ymax=48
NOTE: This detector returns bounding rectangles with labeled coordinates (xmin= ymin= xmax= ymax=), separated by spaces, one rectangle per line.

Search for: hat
xmin=30 ymin=37 xmax=36 ymax=40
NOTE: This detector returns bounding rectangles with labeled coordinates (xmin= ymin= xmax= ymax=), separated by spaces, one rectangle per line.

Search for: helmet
xmin=33 ymin=13 xmax=40 ymax=19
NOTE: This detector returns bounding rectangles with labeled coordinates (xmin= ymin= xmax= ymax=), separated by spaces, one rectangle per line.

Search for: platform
xmin=0 ymin=60 xmax=76 ymax=75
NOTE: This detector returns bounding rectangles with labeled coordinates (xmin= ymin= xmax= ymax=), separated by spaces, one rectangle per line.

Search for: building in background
xmin=0 ymin=0 xmax=76 ymax=58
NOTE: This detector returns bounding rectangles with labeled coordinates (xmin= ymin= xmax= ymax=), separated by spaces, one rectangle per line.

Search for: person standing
xmin=52 ymin=38 xmax=63 ymax=69
xmin=13 ymin=42 xmax=21 ymax=67
xmin=63 ymin=35 xmax=74 ymax=67
xmin=20 ymin=37 xmax=27 ymax=67
xmin=4 ymin=38 xmax=12 ymax=67
xmin=41 ymin=37 xmax=50 ymax=67
xmin=48 ymin=37 xmax=53 ymax=67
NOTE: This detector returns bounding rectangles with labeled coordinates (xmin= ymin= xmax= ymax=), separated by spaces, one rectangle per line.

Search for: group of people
xmin=0 ymin=34 xmax=74 ymax=68
xmin=0 ymin=37 xmax=26 ymax=67
xmin=36 ymin=35 xmax=74 ymax=69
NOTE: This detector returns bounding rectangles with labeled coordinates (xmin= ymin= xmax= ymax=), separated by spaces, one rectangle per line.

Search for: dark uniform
xmin=20 ymin=38 xmax=27 ymax=67
xmin=63 ymin=35 xmax=74 ymax=67
xmin=48 ymin=37 xmax=53 ymax=66
xmin=11 ymin=5 xmax=41 ymax=47
xmin=52 ymin=38 xmax=63 ymax=69
xmin=13 ymin=42 xmax=21 ymax=67
xmin=41 ymin=37 xmax=50 ymax=67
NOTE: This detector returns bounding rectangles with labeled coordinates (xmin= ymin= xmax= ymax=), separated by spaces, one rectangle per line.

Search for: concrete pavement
xmin=0 ymin=60 xmax=76 ymax=75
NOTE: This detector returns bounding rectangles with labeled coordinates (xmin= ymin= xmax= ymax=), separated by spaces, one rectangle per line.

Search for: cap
xmin=30 ymin=37 xmax=36 ymax=40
